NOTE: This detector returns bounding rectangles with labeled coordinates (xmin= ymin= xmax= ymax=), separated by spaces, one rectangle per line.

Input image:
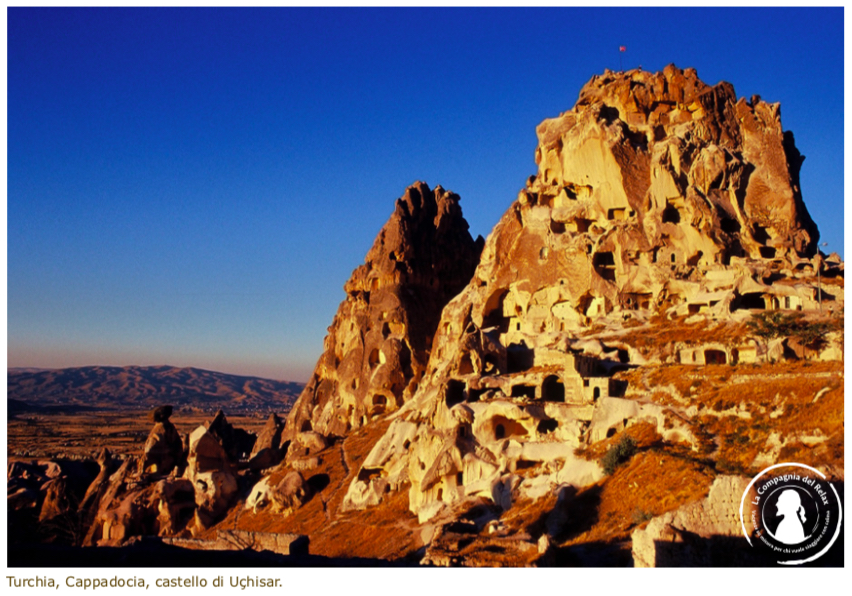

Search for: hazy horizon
xmin=6 ymin=7 xmax=845 ymax=384
xmin=6 ymin=358 xmax=309 ymax=383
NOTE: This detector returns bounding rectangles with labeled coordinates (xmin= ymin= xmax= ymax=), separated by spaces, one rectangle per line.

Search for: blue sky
xmin=6 ymin=7 xmax=844 ymax=381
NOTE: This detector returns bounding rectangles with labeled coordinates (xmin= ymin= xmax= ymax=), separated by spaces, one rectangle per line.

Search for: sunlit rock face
xmin=535 ymin=63 xmax=818 ymax=265
xmin=340 ymin=65 xmax=827 ymax=522
xmin=282 ymin=181 xmax=482 ymax=448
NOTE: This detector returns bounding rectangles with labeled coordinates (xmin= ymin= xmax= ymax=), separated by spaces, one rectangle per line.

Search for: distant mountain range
xmin=6 ymin=366 xmax=304 ymax=413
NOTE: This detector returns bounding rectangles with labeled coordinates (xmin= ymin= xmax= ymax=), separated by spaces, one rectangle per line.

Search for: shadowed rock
xmin=78 ymin=448 xmax=119 ymax=530
xmin=141 ymin=407 xmax=185 ymax=475
xmin=207 ymin=410 xmax=256 ymax=463
xmin=283 ymin=181 xmax=482 ymax=447
xmin=248 ymin=413 xmax=285 ymax=471
xmin=271 ymin=471 xmax=313 ymax=515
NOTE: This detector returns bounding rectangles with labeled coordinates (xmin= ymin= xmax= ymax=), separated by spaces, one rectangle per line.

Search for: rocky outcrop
xmin=90 ymin=477 xmax=196 ymax=546
xmin=184 ymin=422 xmax=240 ymax=531
xmin=340 ymin=65 xmax=836 ymax=523
xmin=81 ymin=410 xmax=256 ymax=545
xmin=6 ymin=458 xmax=99 ymax=544
xmin=77 ymin=448 xmax=119 ymax=531
xmin=83 ymin=457 xmax=138 ymax=546
xmin=141 ymin=405 xmax=185 ymax=475
xmin=206 ymin=409 xmax=257 ymax=463
xmin=248 ymin=413 xmax=286 ymax=471
xmin=631 ymin=475 xmax=758 ymax=567
xmin=269 ymin=471 xmax=313 ymax=515
xmin=539 ymin=64 xmax=818 ymax=261
xmin=283 ymin=181 xmax=482 ymax=445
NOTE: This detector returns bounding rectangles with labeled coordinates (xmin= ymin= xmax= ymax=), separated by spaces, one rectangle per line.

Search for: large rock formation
xmin=283 ymin=182 xmax=482 ymax=445
xmin=9 ymin=66 xmax=842 ymax=567
xmin=184 ymin=418 xmax=241 ymax=531
xmin=140 ymin=405 xmax=184 ymax=475
xmin=340 ymin=65 xmax=836 ymax=523
xmin=80 ymin=409 xmax=258 ymax=545
xmin=248 ymin=413 xmax=286 ymax=471
xmin=538 ymin=64 xmax=819 ymax=262
xmin=77 ymin=448 xmax=119 ymax=531
xmin=7 ymin=458 xmax=99 ymax=546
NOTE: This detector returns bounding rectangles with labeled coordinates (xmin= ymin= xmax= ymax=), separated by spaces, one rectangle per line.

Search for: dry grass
xmin=495 ymin=421 xmax=710 ymax=555
xmin=310 ymin=487 xmax=422 ymax=560
xmin=210 ymin=415 xmax=425 ymax=561
xmin=617 ymin=360 xmax=841 ymax=402
xmin=563 ymin=450 xmax=714 ymax=546
xmin=500 ymin=492 xmax=559 ymax=537
xmin=579 ymin=421 xmax=662 ymax=461
xmin=697 ymin=372 xmax=843 ymax=474
xmin=615 ymin=359 xmax=843 ymax=475
xmin=560 ymin=357 xmax=843 ymax=545
xmin=615 ymin=318 xmax=748 ymax=353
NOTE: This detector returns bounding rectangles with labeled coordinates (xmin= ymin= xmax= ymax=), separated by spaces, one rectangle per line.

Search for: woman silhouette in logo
xmin=774 ymin=489 xmax=807 ymax=544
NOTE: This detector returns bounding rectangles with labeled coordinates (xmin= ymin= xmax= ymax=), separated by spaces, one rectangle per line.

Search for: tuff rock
xmin=141 ymin=406 xmax=185 ymax=475
xmin=282 ymin=182 xmax=482 ymax=447
xmin=184 ymin=422 xmax=240 ymax=530
xmin=339 ymin=65 xmax=841 ymax=524
xmin=80 ymin=409 xmax=258 ymax=545
xmin=248 ymin=413 xmax=286 ymax=471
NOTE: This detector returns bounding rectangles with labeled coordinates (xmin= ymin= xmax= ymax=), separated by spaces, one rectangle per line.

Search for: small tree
xmin=747 ymin=311 xmax=835 ymax=350
xmin=747 ymin=311 xmax=796 ymax=339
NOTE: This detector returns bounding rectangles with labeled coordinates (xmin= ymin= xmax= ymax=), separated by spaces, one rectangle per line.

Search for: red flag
xmin=619 ymin=46 xmax=627 ymax=52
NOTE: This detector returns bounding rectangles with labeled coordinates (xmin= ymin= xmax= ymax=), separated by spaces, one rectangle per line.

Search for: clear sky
xmin=5 ymin=7 xmax=845 ymax=382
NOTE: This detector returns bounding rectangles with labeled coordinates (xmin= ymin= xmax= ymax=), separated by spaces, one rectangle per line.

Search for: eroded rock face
xmin=84 ymin=457 xmax=138 ymax=546
xmin=248 ymin=413 xmax=286 ymax=471
xmin=537 ymin=64 xmax=818 ymax=261
xmin=184 ymin=424 xmax=239 ymax=530
xmin=12 ymin=67 xmax=842 ymax=565
xmin=5 ymin=459 xmax=101 ymax=533
xmin=9 ymin=408 xmax=263 ymax=548
xmin=271 ymin=471 xmax=313 ymax=515
xmin=207 ymin=409 xmax=257 ymax=463
xmin=89 ymin=410 xmax=253 ymax=543
xmin=78 ymin=448 xmax=119 ymax=531
xmin=91 ymin=476 xmax=197 ymax=547
xmin=141 ymin=407 xmax=185 ymax=475
xmin=631 ymin=475 xmax=760 ymax=567
xmin=283 ymin=181 xmax=482 ymax=445
xmin=340 ymin=66 xmax=833 ymax=523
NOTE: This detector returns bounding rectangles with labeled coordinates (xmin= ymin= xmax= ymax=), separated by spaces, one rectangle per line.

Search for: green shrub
xmin=747 ymin=311 xmax=797 ymax=339
xmin=601 ymin=435 xmax=637 ymax=475
xmin=746 ymin=311 xmax=836 ymax=349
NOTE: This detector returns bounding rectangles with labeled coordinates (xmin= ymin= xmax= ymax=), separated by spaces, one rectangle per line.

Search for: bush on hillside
xmin=746 ymin=311 xmax=837 ymax=349
xmin=601 ymin=435 xmax=637 ymax=476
